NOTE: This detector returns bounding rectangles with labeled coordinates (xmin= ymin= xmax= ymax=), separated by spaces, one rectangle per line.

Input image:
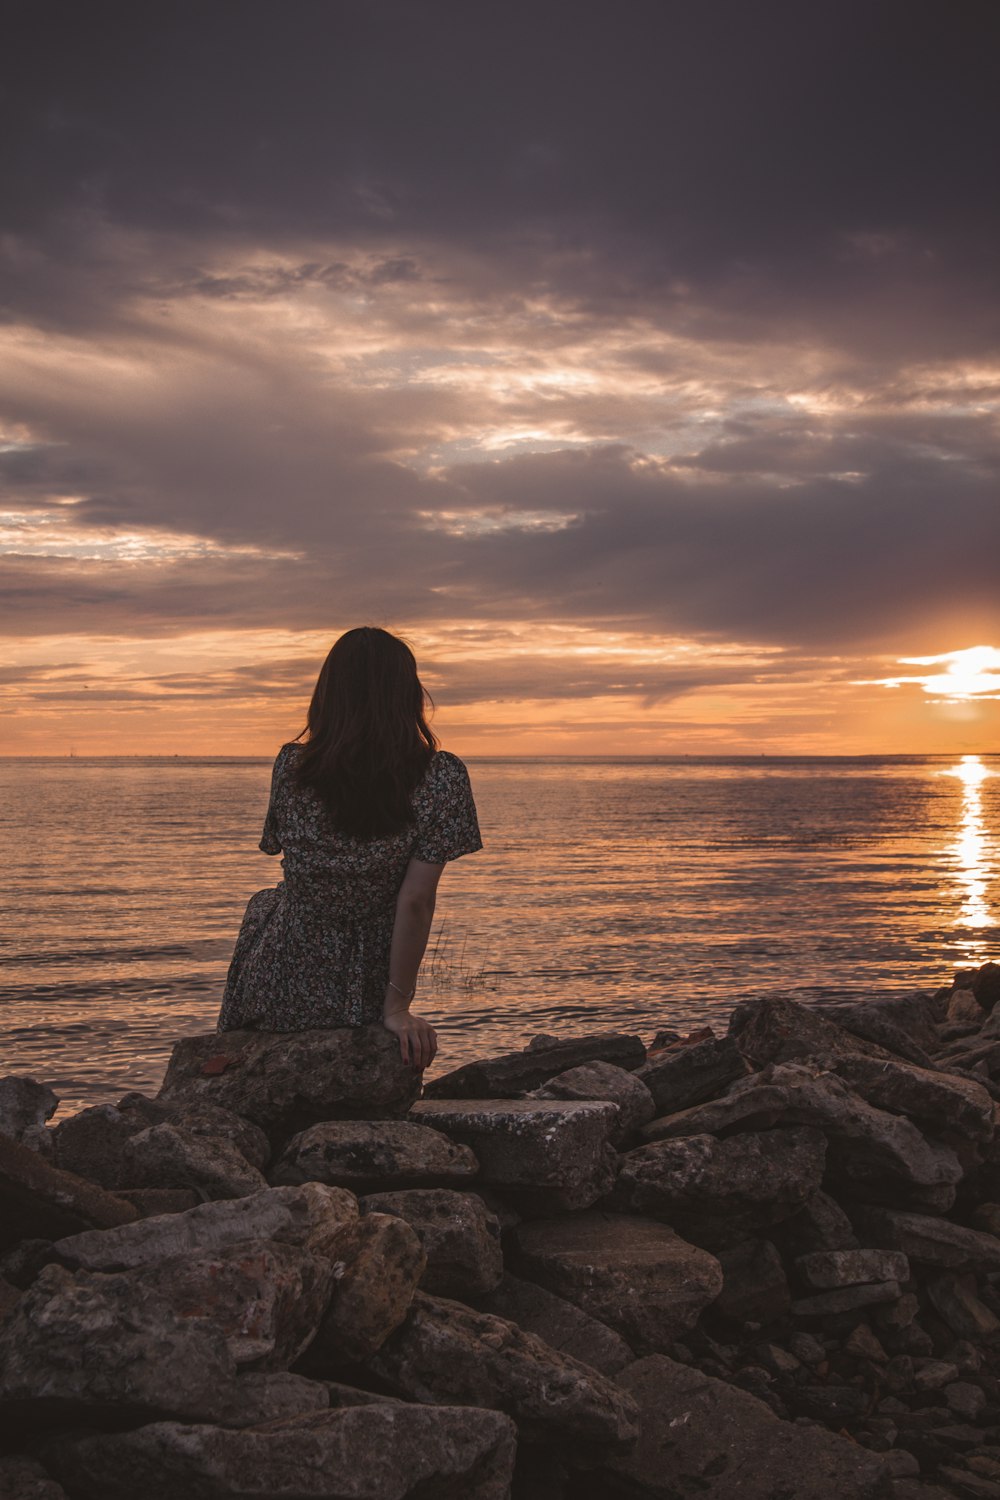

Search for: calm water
xmin=1 ymin=755 xmax=999 ymax=1118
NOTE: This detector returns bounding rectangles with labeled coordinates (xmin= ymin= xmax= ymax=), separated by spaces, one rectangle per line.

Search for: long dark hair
xmin=294 ymin=627 xmax=438 ymax=838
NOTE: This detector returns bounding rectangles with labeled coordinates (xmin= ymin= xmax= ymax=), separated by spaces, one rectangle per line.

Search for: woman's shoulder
xmin=272 ymin=742 xmax=303 ymax=775
xmin=425 ymin=748 xmax=471 ymax=780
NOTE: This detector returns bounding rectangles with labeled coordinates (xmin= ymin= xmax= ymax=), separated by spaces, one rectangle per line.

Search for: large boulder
xmin=310 ymin=1212 xmax=427 ymax=1364
xmin=614 ymin=1126 xmax=826 ymax=1247
xmin=832 ymin=993 xmax=944 ymax=1064
xmin=157 ymin=1025 xmax=421 ymax=1140
xmin=0 ymin=1079 xmax=58 ymax=1150
xmin=530 ymin=1061 xmax=656 ymax=1144
xmin=422 ymin=1033 xmax=646 ymax=1100
xmin=270 ymin=1120 xmax=479 ymax=1191
xmin=123 ymin=1122 xmax=268 ymax=1199
xmin=39 ymin=1405 xmax=518 ymax=1500
xmin=0 ymin=1456 xmax=68 ymax=1499
xmin=409 ymin=1099 xmax=617 ymax=1211
xmin=712 ymin=1239 xmax=791 ymax=1326
xmin=53 ymin=1183 xmax=358 ymax=1271
xmin=633 ymin=1036 xmax=749 ymax=1116
xmin=474 ymin=1272 xmax=634 ymax=1375
xmin=597 ymin=1354 xmax=893 ymax=1498
xmin=510 ymin=1212 xmax=722 ymax=1353
xmin=849 ymin=1206 xmax=1000 ymax=1271
xmin=820 ymin=1053 xmax=995 ymax=1147
xmin=366 ymin=1291 xmax=639 ymax=1448
xmin=727 ymin=995 xmax=896 ymax=1068
xmin=0 ymin=1133 xmax=138 ymax=1252
xmin=360 ymin=1189 xmax=503 ymax=1298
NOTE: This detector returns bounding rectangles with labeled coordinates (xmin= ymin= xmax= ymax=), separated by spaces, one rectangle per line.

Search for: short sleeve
xmin=413 ymin=753 xmax=483 ymax=863
xmin=259 ymin=744 xmax=294 ymax=855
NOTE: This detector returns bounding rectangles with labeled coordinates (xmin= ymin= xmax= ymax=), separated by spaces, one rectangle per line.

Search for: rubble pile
xmin=3 ymin=963 xmax=1000 ymax=1498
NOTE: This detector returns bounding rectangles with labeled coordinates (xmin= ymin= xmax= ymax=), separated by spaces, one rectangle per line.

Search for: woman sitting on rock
xmin=217 ymin=627 xmax=482 ymax=1071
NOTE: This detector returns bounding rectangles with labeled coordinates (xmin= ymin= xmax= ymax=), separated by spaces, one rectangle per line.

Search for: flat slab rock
xmin=270 ymin=1119 xmax=479 ymax=1190
xmin=599 ymin=1354 xmax=893 ymax=1499
xmin=39 ymin=1405 xmax=518 ymax=1500
xmin=410 ymin=1098 xmax=617 ymax=1210
xmin=510 ymin=1211 xmax=722 ymax=1354
xmin=850 ymin=1206 xmax=1000 ymax=1271
xmin=795 ymin=1248 xmax=910 ymax=1290
xmin=360 ymin=1188 xmax=503 ymax=1299
xmin=422 ymin=1032 xmax=646 ymax=1099
xmin=0 ymin=1132 xmax=138 ymax=1252
xmin=157 ymin=1025 xmax=421 ymax=1139
xmin=474 ymin=1271 xmax=634 ymax=1375
xmin=530 ymin=1060 xmax=656 ymax=1144
xmin=633 ymin=1035 xmax=749 ymax=1115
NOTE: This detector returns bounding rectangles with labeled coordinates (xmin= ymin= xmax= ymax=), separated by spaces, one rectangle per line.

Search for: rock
xmin=728 ymin=995 xmax=895 ymax=1068
xmin=614 ymin=1126 xmax=826 ymax=1247
xmin=0 ymin=1132 xmax=139 ymax=1252
xmin=157 ymin=1025 xmax=421 ymax=1140
xmin=422 ymin=1033 xmax=646 ymax=1100
xmin=530 ymin=1060 xmax=656 ymax=1144
xmin=123 ymin=1121 xmax=268 ymax=1199
xmin=361 ymin=1188 xmax=503 ymax=1298
xmin=640 ymin=1063 xmax=963 ymax=1197
xmin=826 ymin=1053 xmax=995 ymax=1145
xmin=945 ymin=1380 xmax=988 ymax=1420
xmin=0 ymin=1274 xmax=21 ymax=1321
xmin=40 ymin=1405 xmax=518 ymax=1500
xmin=913 ymin=1357 xmax=959 ymax=1390
xmin=937 ymin=1469 xmax=1000 ymax=1499
xmin=949 ymin=989 xmax=988 ymax=1024
xmin=850 ymin=1207 xmax=1000 ymax=1271
xmin=366 ymin=1291 xmax=639 ymax=1447
xmin=712 ymin=1239 xmax=791 ymax=1326
xmin=236 ymin=1370 xmax=332 ymax=1421
xmin=795 ymin=1248 xmax=910 ymax=1289
xmin=633 ymin=1035 xmax=749 ymax=1115
xmin=119 ymin=1187 xmax=202 ymax=1215
xmin=791 ymin=1281 xmax=902 ymax=1317
xmin=0 ymin=1456 xmax=68 ymax=1499
xmin=410 ymin=1099 xmax=617 ymax=1211
xmin=774 ymin=1188 xmax=861 ymax=1255
xmin=598 ymin=1353 xmax=893 ymax=1498
xmin=0 ymin=1079 xmax=58 ymax=1147
xmin=310 ymin=1212 xmax=426 ymax=1364
xmin=925 ymin=1273 xmax=1000 ymax=1341
xmin=54 ymin=1182 xmax=359 ymax=1270
xmin=510 ymin=1211 xmax=722 ymax=1353
xmin=271 ymin=1119 xmax=479 ymax=1191
xmin=474 ymin=1272 xmax=634 ymax=1375
xmin=834 ymin=992 xmax=944 ymax=1064
xmin=843 ymin=1322 xmax=888 ymax=1362
xmin=964 ymin=962 xmax=1000 ymax=1013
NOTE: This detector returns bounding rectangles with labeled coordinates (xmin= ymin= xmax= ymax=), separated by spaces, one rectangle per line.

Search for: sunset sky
xmin=2 ymin=0 xmax=999 ymax=754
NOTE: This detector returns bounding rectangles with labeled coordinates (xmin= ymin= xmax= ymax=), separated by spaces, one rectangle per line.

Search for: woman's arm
xmin=382 ymin=857 xmax=444 ymax=1069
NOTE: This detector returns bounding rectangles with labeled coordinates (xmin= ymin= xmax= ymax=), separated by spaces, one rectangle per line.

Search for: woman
xmin=217 ymin=627 xmax=482 ymax=1070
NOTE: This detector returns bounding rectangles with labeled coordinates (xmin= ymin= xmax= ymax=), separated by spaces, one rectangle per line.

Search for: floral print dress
xmin=217 ymin=744 xmax=482 ymax=1032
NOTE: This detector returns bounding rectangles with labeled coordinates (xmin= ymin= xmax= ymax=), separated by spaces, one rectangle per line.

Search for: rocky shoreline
xmin=4 ymin=965 xmax=1000 ymax=1497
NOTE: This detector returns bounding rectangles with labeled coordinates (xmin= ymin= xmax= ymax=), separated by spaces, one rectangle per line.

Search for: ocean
xmin=2 ymin=754 xmax=998 ymax=1118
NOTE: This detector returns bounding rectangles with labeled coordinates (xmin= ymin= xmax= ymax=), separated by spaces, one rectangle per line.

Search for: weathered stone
xmin=0 ymin=1456 xmax=68 ymax=1500
xmin=0 ymin=1274 xmax=21 ymax=1321
xmin=367 ymin=1291 xmax=639 ymax=1447
xmin=599 ymin=1354 xmax=892 ymax=1498
xmin=157 ymin=1025 xmax=421 ymax=1139
xmin=712 ymin=1239 xmax=791 ymax=1326
xmin=926 ymin=1273 xmax=1000 ymax=1341
xmin=54 ymin=1181 xmax=358 ymax=1271
xmin=475 ymin=1272 xmax=634 ymax=1375
xmin=875 ymin=1291 xmax=920 ymax=1330
xmin=850 ymin=1207 xmax=1000 ymax=1270
xmin=834 ymin=992 xmax=945 ymax=1063
xmin=949 ymin=989 xmax=988 ymax=1025
xmin=728 ymin=995 xmax=896 ymax=1068
xmin=123 ymin=1121 xmax=268 ymax=1199
xmin=774 ymin=1188 xmax=860 ymax=1255
xmin=423 ymin=1032 xmax=646 ymax=1100
xmin=311 ymin=1212 xmax=426 ymax=1364
xmin=410 ymin=1098 xmax=617 ymax=1211
xmin=0 ymin=1132 xmax=138 ymax=1252
xmin=119 ymin=1186 xmax=202 ymax=1216
xmin=791 ymin=1280 xmax=902 ymax=1317
xmin=640 ymin=1063 xmax=963 ymax=1195
xmin=271 ymin=1119 xmax=479 ymax=1191
xmin=531 ymin=1060 xmax=656 ymax=1144
xmin=633 ymin=1035 xmax=749 ymax=1115
xmin=236 ymin=1370 xmax=331 ymax=1422
xmin=826 ymin=1053 xmax=995 ymax=1145
xmin=40 ymin=1405 xmax=518 ymax=1500
xmin=795 ymin=1248 xmax=910 ymax=1289
xmin=510 ymin=1211 xmax=722 ymax=1353
xmin=0 ymin=1078 xmax=58 ymax=1147
xmin=615 ymin=1126 xmax=826 ymax=1246
xmin=945 ymin=1380 xmax=988 ymax=1420
xmin=965 ymin=963 xmax=1000 ymax=1014
xmin=361 ymin=1188 xmax=503 ymax=1298
xmin=844 ymin=1322 xmax=888 ymax=1362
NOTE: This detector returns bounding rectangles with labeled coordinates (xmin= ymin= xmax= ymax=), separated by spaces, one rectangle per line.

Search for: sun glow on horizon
xmin=882 ymin=646 xmax=1000 ymax=701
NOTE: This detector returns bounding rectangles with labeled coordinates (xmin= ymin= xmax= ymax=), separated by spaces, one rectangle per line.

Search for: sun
xmin=884 ymin=645 xmax=1000 ymax=701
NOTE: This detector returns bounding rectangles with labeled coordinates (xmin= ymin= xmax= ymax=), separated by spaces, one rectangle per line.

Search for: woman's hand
xmin=382 ymin=1005 xmax=438 ymax=1070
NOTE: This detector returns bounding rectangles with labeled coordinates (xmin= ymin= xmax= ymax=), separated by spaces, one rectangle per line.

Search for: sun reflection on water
xmin=943 ymin=755 xmax=996 ymax=947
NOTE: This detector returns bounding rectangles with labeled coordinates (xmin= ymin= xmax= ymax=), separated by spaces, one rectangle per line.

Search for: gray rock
xmin=271 ymin=1119 xmax=479 ymax=1191
xmin=795 ymin=1248 xmax=910 ymax=1289
xmin=0 ymin=1273 xmax=21 ymax=1321
xmin=361 ymin=1188 xmax=503 ymax=1298
xmin=614 ymin=1126 xmax=826 ymax=1247
xmin=774 ymin=1188 xmax=860 ymax=1255
xmin=791 ymin=1280 xmax=902 ymax=1317
xmin=40 ymin=1405 xmax=518 ymax=1500
xmin=366 ymin=1291 xmax=639 ymax=1447
xmin=640 ymin=1063 xmax=963 ymax=1195
xmin=510 ymin=1211 xmax=722 ymax=1353
xmin=423 ymin=1032 xmax=646 ymax=1099
xmin=0 ymin=1456 xmax=68 ymax=1500
xmin=728 ymin=995 xmax=897 ymax=1068
xmin=925 ymin=1273 xmax=1000 ymax=1341
xmin=157 ymin=1025 xmax=421 ymax=1140
xmin=634 ymin=1036 xmax=749 ymax=1116
xmin=54 ymin=1182 xmax=359 ymax=1270
xmin=119 ymin=1187 xmax=202 ymax=1215
xmin=948 ymin=989 xmax=988 ymax=1025
xmin=0 ymin=1079 xmax=58 ymax=1147
xmin=531 ymin=1060 xmax=656 ymax=1144
xmin=824 ymin=1053 xmax=995 ymax=1145
xmin=599 ymin=1354 xmax=893 ymax=1498
xmin=964 ymin=962 xmax=1000 ymax=1014
xmin=311 ymin=1212 xmax=427 ymax=1363
xmin=123 ymin=1121 xmax=268 ymax=1199
xmin=850 ymin=1207 xmax=1000 ymax=1270
xmin=410 ymin=1098 xmax=617 ymax=1210
xmin=236 ymin=1370 xmax=332 ymax=1422
xmin=834 ymin=992 xmax=944 ymax=1064
xmin=712 ymin=1239 xmax=791 ymax=1326
xmin=474 ymin=1271 xmax=634 ymax=1375
xmin=0 ymin=1132 xmax=138 ymax=1253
